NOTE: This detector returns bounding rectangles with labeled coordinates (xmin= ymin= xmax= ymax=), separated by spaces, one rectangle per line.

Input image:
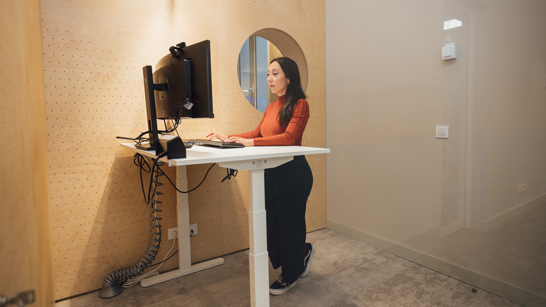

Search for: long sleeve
xmin=230 ymin=96 xmax=310 ymax=146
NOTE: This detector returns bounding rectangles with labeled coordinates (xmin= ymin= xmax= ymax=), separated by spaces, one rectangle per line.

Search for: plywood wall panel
xmin=41 ymin=0 xmax=325 ymax=300
xmin=1 ymin=0 xmax=55 ymax=305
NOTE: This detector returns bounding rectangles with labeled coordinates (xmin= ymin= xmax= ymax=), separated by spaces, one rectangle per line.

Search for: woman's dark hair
xmin=270 ymin=57 xmax=306 ymax=127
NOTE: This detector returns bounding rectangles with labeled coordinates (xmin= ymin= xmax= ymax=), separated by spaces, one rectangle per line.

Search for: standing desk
xmin=121 ymin=143 xmax=329 ymax=307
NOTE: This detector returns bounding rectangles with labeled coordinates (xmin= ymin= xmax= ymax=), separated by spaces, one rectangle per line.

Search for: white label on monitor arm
xmin=184 ymin=101 xmax=194 ymax=110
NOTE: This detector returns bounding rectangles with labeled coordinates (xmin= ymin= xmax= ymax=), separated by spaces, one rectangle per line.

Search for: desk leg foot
xmin=140 ymin=258 xmax=225 ymax=287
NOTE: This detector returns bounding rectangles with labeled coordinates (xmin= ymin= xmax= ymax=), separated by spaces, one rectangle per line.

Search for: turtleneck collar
xmin=277 ymin=95 xmax=286 ymax=104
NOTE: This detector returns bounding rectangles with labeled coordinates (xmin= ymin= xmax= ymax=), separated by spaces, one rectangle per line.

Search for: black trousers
xmin=265 ymin=155 xmax=313 ymax=284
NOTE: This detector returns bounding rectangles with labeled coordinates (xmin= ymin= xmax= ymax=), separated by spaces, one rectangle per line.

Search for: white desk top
xmin=121 ymin=143 xmax=330 ymax=166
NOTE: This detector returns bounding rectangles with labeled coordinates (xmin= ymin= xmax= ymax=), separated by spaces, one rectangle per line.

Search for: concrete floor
xmin=56 ymin=229 xmax=521 ymax=307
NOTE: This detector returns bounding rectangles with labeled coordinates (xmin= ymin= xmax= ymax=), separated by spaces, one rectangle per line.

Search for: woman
xmin=207 ymin=57 xmax=315 ymax=295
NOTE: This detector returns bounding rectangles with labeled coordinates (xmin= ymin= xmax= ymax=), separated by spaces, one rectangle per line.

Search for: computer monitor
xmin=138 ymin=40 xmax=214 ymax=155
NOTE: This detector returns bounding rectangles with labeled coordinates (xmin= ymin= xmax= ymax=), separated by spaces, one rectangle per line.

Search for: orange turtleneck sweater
xmin=230 ymin=95 xmax=310 ymax=146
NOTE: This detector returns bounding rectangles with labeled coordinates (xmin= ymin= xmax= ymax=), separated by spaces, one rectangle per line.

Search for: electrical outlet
xmin=190 ymin=224 xmax=197 ymax=236
xmin=518 ymin=183 xmax=527 ymax=194
xmin=168 ymin=227 xmax=178 ymax=240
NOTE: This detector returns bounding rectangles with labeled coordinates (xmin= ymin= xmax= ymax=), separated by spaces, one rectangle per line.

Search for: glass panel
xmin=426 ymin=4 xmax=546 ymax=300
xmin=325 ymin=1 xmax=546 ymax=304
xmin=440 ymin=7 xmax=468 ymax=237
xmin=238 ymin=38 xmax=254 ymax=107
xmin=237 ymin=36 xmax=283 ymax=112
xmin=255 ymin=36 xmax=269 ymax=112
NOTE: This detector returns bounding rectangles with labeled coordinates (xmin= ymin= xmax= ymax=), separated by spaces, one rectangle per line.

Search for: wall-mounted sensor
xmin=442 ymin=42 xmax=457 ymax=60
xmin=436 ymin=126 xmax=449 ymax=138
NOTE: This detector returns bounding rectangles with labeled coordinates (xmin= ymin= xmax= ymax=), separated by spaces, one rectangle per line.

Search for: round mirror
xmin=237 ymin=36 xmax=283 ymax=112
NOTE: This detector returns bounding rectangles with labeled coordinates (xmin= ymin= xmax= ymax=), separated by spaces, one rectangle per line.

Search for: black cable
xmin=158 ymin=163 xmax=216 ymax=193
xmin=134 ymin=154 xmax=152 ymax=203
xmin=162 ymin=55 xmax=185 ymax=134
xmin=221 ymin=168 xmax=238 ymax=182
xmin=132 ymin=152 xmax=168 ymax=206
xmin=146 ymin=153 xmax=168 ymax=205
xmin=166 ymin=56 xmax=177 ymax=113
xmin=131 ymin=131 xmax=151 ymax=146
xmin=173 ymin=121 xmax=180 ymax=137
xmin=116 ymin=136 xmax=137 ymax=141
xmin=147 ymin=250 xmax=178 ymax=268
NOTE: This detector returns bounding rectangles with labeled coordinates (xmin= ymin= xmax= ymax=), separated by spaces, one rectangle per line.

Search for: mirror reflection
xmin=238 ymin=36 xmax=282 ymax=112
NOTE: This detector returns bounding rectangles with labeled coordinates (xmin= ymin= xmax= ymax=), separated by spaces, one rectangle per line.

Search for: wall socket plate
xmin=168 ymin=225 xmax=197 ymax=239
xmin=190 ymin=224 xmax=197 ymax=236
xmin=436 ymin=125 xmax=449 ymax=138
xmin=168 ymin=227 xmax=178 ymax=240
xmin=518 ymin=183 xmax=527 ymax=194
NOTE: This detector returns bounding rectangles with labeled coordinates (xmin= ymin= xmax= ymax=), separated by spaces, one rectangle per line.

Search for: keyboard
xmin=187 ymin=139 xmax=245 ymax=148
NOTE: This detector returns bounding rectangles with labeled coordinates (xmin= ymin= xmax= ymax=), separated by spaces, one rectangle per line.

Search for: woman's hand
xmin=225 ymin=136 xmax=254 ymax=147
xmin=206 ymin=132 xmax=228 ymax=141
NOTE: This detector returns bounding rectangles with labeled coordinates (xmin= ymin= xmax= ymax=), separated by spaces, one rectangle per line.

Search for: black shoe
xmin=269 ymin=274 xmax=298 ymax=296
xmin=300 ymin=243 xmax=316 ymax=278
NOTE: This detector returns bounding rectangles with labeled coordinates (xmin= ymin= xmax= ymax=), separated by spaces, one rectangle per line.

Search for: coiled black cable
xmin=98 ymin=154 xmax=166 ymax=299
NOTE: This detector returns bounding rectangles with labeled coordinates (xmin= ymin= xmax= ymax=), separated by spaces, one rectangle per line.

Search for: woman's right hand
xmin=206 ymin=132 xmax=228 ymax=141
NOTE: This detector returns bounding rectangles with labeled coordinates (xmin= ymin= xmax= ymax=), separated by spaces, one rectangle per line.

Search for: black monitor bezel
xmin=138 ymin=65 xmax=161 ymax=156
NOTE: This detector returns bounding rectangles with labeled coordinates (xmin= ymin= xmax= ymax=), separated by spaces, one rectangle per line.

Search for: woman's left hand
xmin=225 ymin=137 xmax=254 ymax=147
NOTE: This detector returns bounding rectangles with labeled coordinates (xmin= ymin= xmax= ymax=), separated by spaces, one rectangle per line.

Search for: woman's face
xmin=267 ymin=61 xmax=289 ymax=97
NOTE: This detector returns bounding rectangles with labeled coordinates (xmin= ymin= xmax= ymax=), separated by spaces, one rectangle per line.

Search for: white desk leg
xmin=249 ymin=169 xmax=270 ymax=307
xmin=141 ymin=165 xmax=224 ymax=287
xmin=219 ymin=157 xmax=292 ymax=307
